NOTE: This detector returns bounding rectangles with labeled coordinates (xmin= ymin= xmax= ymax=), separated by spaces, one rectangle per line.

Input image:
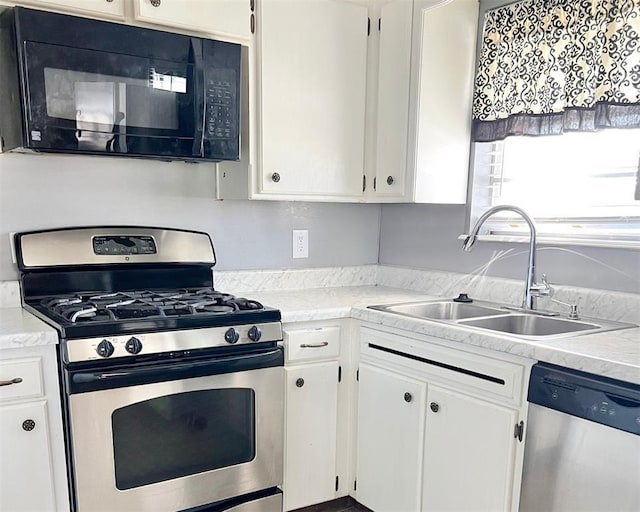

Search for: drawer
xmin=0 ymin=358 xmax=44 ymax=402
xmin=285 ymin=326 xmax=340 ymax=363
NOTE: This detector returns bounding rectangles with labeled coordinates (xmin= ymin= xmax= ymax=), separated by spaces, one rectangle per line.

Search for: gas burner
xmin=231 ymin=298 xmax=264 ymax=311
xmin=38 ymin=288 xmax=266 ymax=324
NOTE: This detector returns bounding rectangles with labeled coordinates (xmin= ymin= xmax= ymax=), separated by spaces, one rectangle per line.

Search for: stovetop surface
xmin=25 ymin=287 xmax=281 ymax=339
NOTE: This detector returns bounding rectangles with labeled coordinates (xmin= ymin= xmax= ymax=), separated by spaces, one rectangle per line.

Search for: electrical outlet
xmin=292 ymin=230 xmax=309 ymax=259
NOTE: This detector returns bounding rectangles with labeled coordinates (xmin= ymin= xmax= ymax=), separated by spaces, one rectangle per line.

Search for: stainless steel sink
xmin=370 ymin=301 xmax=504 ymax=321
xmin=367 ymin=299 xmax=636 ymax=340
xmin=458 ymin=314 xmax=601 ymax=337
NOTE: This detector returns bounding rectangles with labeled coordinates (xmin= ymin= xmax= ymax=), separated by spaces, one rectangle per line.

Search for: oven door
xmin=67 ymin=348 xmax=283 ymax=512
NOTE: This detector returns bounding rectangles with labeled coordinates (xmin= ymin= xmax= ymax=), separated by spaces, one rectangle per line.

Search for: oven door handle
xmin=69 ymin=347 xmax=283 ymax=394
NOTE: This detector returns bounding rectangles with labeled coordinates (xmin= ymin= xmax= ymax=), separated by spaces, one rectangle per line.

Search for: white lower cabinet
xmin=422 ymin=386 xmax=519 ymax=512
xmin=284 ymin=362 xmax=339 ymax=511
xmin=355 ymin=326 xmax=532 ymax=512
xmin=356 ymin=364 xmax=426 ymax=512
xmin=0 ymin=400 xmax=56 ymax=511
xmin=283 ymin=322 xmax=346 ymax=511
xmin=0 ymin=345 xmax=69 ymax=512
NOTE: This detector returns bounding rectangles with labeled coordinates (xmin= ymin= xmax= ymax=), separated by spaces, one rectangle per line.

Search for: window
xmin=467 ymin=0 xmax=640 ymax=248
xmin=468 ymin=129 xmax=640 ymax=248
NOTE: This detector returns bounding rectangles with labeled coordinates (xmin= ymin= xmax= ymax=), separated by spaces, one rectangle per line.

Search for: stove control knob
xmin=225 ymin=328 xmax=240 ymax=344
xmin=96 ymin=339 xmax=115 ymax=358
xmin=248 ymin=326 xmax=262 ymax=342
xmin=125 ymin=337 xmax=143 ymax=354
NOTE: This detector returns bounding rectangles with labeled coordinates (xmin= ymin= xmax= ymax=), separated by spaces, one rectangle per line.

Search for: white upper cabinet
xmin=407 ymin=0 xmax=479 ymax=203
xmin=134 ymin=0 xmax=253 ymax=41
xmin=370 ymin=0 xmax=413 ymax=199
xmin=367 ymin=0 xmax=478 ymax=203
xmin=256 ymin=0 xmax=368 ymax=200
xmin=12 ymin=0 xmax=125 ymax=19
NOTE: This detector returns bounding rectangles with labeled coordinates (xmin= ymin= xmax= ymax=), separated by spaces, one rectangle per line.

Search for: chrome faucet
xmin=462 ymin=205 xmax=552 ymax=311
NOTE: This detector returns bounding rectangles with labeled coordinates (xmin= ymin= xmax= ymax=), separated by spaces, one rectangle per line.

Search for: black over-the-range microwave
xmin=0 ymin=7 xmax=241 ymax=162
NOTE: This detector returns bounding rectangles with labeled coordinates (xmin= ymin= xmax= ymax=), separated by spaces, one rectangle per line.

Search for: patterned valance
xmin=472 ymin=0 xmax=640 ymax=142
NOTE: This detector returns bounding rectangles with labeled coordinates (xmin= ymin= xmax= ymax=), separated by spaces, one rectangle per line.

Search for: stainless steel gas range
xmin=14 ymin=227 xmax=284 ymax=512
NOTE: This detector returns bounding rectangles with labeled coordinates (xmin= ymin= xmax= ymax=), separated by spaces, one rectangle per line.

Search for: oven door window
xmin=111 ymin=388 xmax=255 ymax=490
xmin=23 ymin=41 xmax=200 ymax=158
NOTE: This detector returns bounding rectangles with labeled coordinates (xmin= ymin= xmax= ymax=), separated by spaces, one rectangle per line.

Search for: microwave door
xmin=22 ymin=41 xmax=200 ymax=159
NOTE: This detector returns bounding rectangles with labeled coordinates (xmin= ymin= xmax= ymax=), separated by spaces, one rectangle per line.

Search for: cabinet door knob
xmin=22 ymin=419 xmax=36 ymax=431
xmin=404 ymin=392 xmax=412 ymax=403
xmin=296 ymin=378 xmax=304 ymax=388
xmin=150 ymin=0 xmax=161 ymax=6
xmin=106 ymin=0 xmax=114 ymax=3
xmin=386 ymin=175 xmax=394 ymax=185
xmin=271 ymin=172 xmax=281 ymax=183
xmin=430 ymin=402 xmax=440 ymax=413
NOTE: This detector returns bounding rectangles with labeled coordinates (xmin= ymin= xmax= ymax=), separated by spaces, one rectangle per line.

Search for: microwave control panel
xmin=205 ymin=68 xmax=238 ymax=141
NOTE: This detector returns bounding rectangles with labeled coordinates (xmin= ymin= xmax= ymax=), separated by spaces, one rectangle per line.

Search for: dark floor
xmin=292 ymin=497 xmax=372 ymax=512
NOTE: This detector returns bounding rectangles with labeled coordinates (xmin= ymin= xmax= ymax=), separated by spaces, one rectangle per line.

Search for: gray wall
xmin=379 ymin=204 xmax=640 ymax=293
xmin=0 ymin=153 xmax=381 ymax=280
xmin=1 ymin=153 xmax=636 ymax=293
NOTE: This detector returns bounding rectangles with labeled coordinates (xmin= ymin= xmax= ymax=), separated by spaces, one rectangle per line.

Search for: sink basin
xmin=369 ymin=301 xmax=504 ymax=321
xmin=367 ymin=299 xmax=636 ymax=340
xmin=459 ymin=314 xmax=601 ymax=337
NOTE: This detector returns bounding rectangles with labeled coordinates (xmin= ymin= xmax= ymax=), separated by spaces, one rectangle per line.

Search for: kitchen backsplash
xmin=212 ymin=265 xmax=640 ymax=325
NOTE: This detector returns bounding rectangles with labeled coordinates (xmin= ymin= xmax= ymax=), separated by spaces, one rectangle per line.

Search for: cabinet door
xmin=284 ymin=362 xmax=339 ymax=511
xmin=409 ymin=0 xmax=478 ymax=204
xmin=259 ymin=0 xmax=368 ymax=199
xmin=15 ymin=0 xmax=125 ymax=19
xmin=0 ymin=400 xmax=56 ymax=512
xmin=134 ymin=0 xmax=252 ymax=40
xmin=356 ymin=364 xmax=426 ymax=512
xmin=373 ymin=0 xmax=413 ymax=199
xmin=422 ymin=386 xmax=519 ymax=512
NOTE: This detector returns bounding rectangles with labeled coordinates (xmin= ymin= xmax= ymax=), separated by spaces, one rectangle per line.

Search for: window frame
xmin=464 ymin=0 xmax=640 ymax=250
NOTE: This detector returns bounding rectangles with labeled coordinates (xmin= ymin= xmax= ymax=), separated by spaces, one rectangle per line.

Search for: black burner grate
xmin=41 ymin=289 xmax=265 ymax=324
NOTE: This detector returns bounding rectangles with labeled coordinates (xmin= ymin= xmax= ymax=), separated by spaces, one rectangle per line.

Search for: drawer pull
xmin=22 ymin=419 xmax=36 ymax=431
xmin=300 ymin=342 xmax=329 ymax=349
xmin=296 ymin=378 xmax=305 ymax=388
xmin=0 ymin=377 xmax=23 ymax=387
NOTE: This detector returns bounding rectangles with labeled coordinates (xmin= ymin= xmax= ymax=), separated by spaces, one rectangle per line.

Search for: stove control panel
xmin=66 ymin=322 xmax=283 ymax=363
xmin=92 ymin=235 xmax=157 ymax=256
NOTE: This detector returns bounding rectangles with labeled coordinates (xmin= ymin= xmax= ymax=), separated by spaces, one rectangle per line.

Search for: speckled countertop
xmin=1 ymin=283 xmax=638 ymax=384
xmin=248 ymin=286 xmax=640 ymax=385
xmin=0 ymin=307 xmax=58 ymax=350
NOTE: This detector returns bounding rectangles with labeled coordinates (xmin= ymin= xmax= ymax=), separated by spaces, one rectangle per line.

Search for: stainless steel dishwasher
xmin=520 ymin=362 xmax=640 ymax=512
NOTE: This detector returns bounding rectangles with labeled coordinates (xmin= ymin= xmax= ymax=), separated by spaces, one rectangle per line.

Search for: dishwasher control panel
xmin=528 ymin=363 xmax=640 ymax=435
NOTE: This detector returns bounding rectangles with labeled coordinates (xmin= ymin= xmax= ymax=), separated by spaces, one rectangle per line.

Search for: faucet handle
xmin=531 ymin=273 xmax=553 ymax=297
